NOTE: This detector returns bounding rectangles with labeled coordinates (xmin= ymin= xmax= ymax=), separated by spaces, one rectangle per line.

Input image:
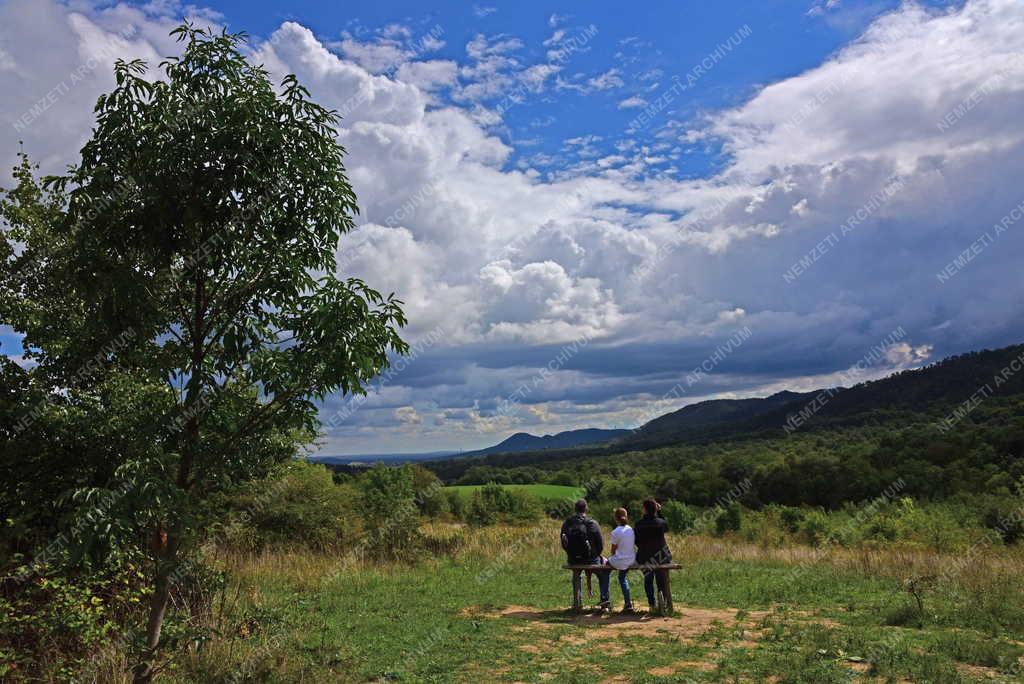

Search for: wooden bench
xmin=562 ymin=563 xmax=682 ymax=612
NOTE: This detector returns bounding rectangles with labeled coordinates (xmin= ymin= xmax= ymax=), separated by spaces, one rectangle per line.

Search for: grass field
xmin=443 ymin=484 xmax=585 ymax=504
xmin=153 ymin=520 xmax=1024 ymax=683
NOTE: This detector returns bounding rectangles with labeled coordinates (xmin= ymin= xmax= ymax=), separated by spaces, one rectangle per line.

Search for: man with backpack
xmin=560 ymin=499 xmax=610 ymax=610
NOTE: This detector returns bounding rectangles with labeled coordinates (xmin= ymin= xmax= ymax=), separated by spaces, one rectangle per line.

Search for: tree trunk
xmin=133 ymin=262 xmax=206 ymax=682
xmin=133 ymin=540 xmax=175 ymax=684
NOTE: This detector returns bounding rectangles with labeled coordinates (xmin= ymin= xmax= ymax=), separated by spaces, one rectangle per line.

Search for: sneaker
xmin=599 ymin=601 xmax=611 ymax=612
xmin=621 ymin=605 xmax=635 ymax=614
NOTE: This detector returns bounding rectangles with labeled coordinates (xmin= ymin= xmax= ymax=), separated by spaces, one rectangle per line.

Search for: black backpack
xmin=564 ymin=516 xmax=593 ymax=560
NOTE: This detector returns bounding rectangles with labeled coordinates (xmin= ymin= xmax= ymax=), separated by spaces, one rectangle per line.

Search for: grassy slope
xmin=443 ymin=484 xmax=585 ymax=503
xmin=171 ymin=522 xmax=1024 ymax=683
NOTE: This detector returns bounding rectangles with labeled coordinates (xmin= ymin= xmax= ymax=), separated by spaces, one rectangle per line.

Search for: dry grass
xmin=157 ymin=520 xmax=1024 ymax=682
xmin=256 ymin=519 xmax=1024 ymax=598
xmin=675 ymin=533 xmax=1024 ymax=585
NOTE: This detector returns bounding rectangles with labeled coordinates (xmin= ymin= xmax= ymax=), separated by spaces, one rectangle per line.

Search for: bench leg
xmin=659 ymin=569 xmax=673 ymax=614
xmin=571 ymin=570 xmax=583 ymax=612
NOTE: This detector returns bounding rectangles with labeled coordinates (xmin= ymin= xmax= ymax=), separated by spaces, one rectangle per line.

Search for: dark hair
xmin=574 ymin=498 xmax=588 ymax=514
xmin=642 ymin=498 xmax=658 ymax=514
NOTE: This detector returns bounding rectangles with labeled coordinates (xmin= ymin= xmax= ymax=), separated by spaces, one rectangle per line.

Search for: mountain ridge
xmin=425 ymin=342 xmax=1024 ymax=480
xmin=461 ymin=428 xmax=631 ymax=457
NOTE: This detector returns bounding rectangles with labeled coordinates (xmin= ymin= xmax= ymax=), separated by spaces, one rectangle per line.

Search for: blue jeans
xmin=576 ymin=557 xmax=610 ymax=603
xmin=643 ymin=569 xmax=668 ymax=608
xmin=618 ymin=570 xmax=632 ymax=608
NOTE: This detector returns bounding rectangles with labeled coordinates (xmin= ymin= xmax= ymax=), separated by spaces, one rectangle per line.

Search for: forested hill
xmin=619 ymin=390 xmax=813 ymax=450
xmin=462 ymin=428 xmax=631 ymax=457
xmin=427 ymin=342 xmax=1024 ymax=482
xmin=616 ymin=343 xmax=1024 ymax=449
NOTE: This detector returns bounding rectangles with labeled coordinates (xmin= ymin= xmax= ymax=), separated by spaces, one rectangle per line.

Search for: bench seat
xmin=562 ymin=563 xmax=682 ymax=611
xmin=562 ymin=563 xmax=681 ymax=571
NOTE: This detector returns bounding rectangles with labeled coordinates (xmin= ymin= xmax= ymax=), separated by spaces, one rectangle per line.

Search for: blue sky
xmin=203 ymin=0 xmax=948 ymax=181
xmin=3 ymin=0 xmax=1023 ymax=455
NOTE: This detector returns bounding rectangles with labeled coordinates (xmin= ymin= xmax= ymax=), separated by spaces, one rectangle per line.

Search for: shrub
xmin=465 ymin=483 xmax=541 ymax=526
xmin=444 ymin=489 xmax=465 ymax=519
xmin=218 ymin=460 xmax=362 ymax=551
xmin=168 ymin=556 xmax=228 ymax=622
xmin=660 ymin=500 xmax=696 ymax=533
xmin=886 ymin=499 xmax=971 ymax=551
xmin=715 ymin=502 xmax=743 ymax=536
xmin=738 ymin=509 xmax=786 ymax=547
xmin=359 ymin=465 xmax=421 ymax=560
xmin=0 ymin=556 xmax=147 ymax=681
xmin=982 ymin=502 xmax=1024 ymax=545
xmin=418 ymin=486 xmax=450 ymax=518
xmin=778 ymin=506 xmax=805 ymax=533
xmin=800 ymin=509 xmax=830 ymax=546
xmin=550 ymin=471 xmax=577 ymax=487
xmin=408 ymin=467 xmax=448 ymax=518
xmin=506 ymin=490 xmax=542 ymax=522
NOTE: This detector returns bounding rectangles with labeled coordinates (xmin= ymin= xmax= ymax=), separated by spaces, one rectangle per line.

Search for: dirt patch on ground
xmin=460 ymin=604 xmax=538 ymax=619
xmin=955 ymin=663 xmax=1001 ymax=680
xmin=467 ymin=602 xmax=838 ymax=637
xmin=648 ymin=660 xmax=717 ymax=676
xmin=496 ymin=603 xmax=771 ymax=640
xmin=472 ymin=603 xmax=773 ymax=679
xmin=459 ymin=603 xmax=847 ymax=681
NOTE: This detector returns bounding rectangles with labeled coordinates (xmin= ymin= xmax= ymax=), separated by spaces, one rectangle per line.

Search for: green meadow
xmin=158 ymin=521 xmax=1024 ymax=683
xmin=443 ymin=484 xmax=585 ymax=505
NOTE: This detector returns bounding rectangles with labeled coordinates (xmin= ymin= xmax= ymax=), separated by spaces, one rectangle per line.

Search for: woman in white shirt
xmin=608 ymin=507 xmax=636 ymax=612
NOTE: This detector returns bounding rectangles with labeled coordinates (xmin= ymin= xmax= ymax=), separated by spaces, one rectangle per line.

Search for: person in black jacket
xmin=634 ymin=497 xmax=671 ymax=611
xmin=560 ymin=499 xmax=610 ymax=609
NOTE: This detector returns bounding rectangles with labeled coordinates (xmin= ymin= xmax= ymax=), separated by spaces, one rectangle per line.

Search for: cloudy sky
xmin=2 ymin=0 xmax=1023 ymax=454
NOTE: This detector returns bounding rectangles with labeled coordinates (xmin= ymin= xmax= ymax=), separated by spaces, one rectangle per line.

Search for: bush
xmin=360 ymin=465 xmax=421 ymax=560
xmin=418 ymin=486 xmax=450 ymax=518
xmin=982 ymin=502 xmax=1024 ymax=545
xmin=0 ymin=556 xmax=147 ymax=681
xmin=778 ymin=506 xmax=805 ymax=533
xmin=800 ymin=509 xmax=830 ymax=546
xmin=444 ymin=489 xmax=465 ymax=519
xmin=715 ymin=502 xmax=743 ymax=536
xmin=408 ymin=466 xmax=449 ymax=518
xmin=465 ymin=483 xmax=541 ymax=526
xmin=661 ymin=500 xmax=696 ymax=533
xmin=549 ymin=471 xmax=577 ymax=487
xmin=218 ymin=459 xmax=362 ymax=552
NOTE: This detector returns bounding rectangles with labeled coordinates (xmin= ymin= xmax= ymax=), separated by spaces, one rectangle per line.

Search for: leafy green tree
xmin=407 ymin=465 xmax=448 ymax=517
xmin=465 ymin=483 xmax=541 ymax=525
xmin=360 ymin=465 xmax=420 ymax=558
xmin=0 ymin=25 xmax=406 ymax=682
xmin=660 ymin=500 xmax=696 ymax=533
xmin=216 ymin=459 xmax=363 ymax=551
xmin=714 ymin=502 xmax=743 ymax=536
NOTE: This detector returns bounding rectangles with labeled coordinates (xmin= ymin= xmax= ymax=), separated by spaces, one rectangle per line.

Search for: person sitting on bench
xmin=560 ymin=498 xmax=610 ymax=610
xmin=634 ymin=497 xmax=671 ymax=612
xmin=608 ymin=507 xmax=636 ymax=612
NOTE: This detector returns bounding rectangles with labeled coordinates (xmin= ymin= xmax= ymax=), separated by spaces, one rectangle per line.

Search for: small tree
xmin=714 ymin=502 xmax=743 ymax=536
xmin=660 ymin=500 xmax=696 ymax=533
xmin=0 ymin=25 xmax=407 ymax=682
xmin=360 ymin=465 xmax=420 ymax=558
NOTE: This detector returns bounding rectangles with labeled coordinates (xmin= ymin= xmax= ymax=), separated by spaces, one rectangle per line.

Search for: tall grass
xmin=62 ymin=518 xmax=1021 ymax=682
